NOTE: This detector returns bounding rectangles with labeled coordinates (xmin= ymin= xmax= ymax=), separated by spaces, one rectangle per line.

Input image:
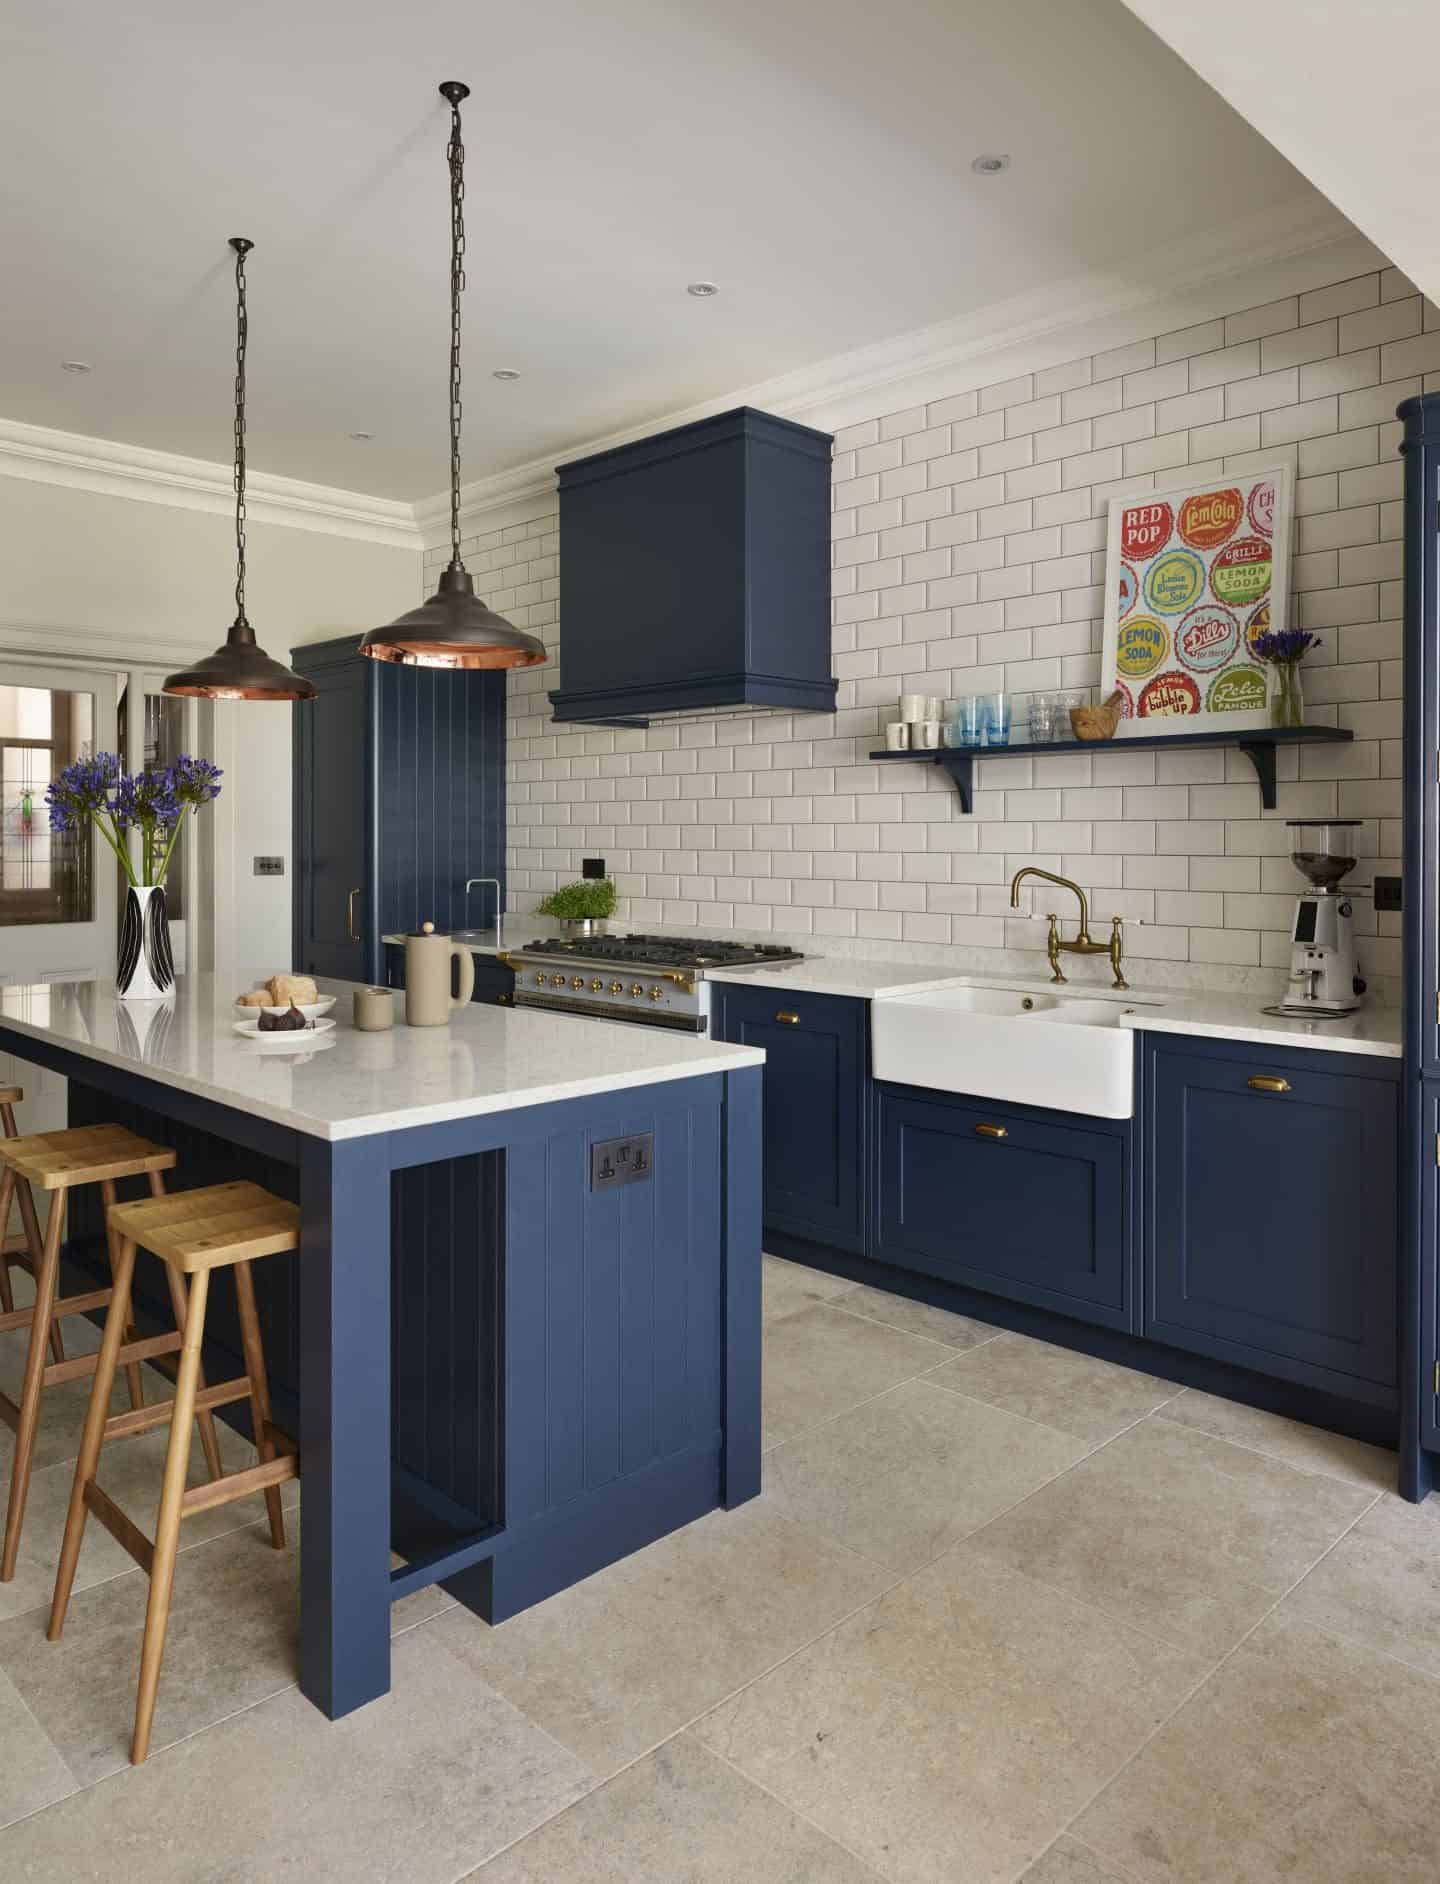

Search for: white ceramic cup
xmin=898 ymin=693 xmax=925 ymax=722
xmin=885 ymin=721 xmax=910 ymax=750
xmin=924 ymin=696 xmax=944 ymax=723
xmin=919 ymin=719 xmax=941 ymax=749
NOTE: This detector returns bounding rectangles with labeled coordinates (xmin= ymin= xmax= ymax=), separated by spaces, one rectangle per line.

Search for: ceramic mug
xmin=898 ymin=693 xmax=925 ymax=723
xmin=353 ymin=987 xmax=395 ymax=1032
xmin=885 ymin=721 xmax=910 ymax=750
xmin=924 ymin=696 xmax=944 ymax=723
xmin=919 ymin=719 xmax=941 ymax=750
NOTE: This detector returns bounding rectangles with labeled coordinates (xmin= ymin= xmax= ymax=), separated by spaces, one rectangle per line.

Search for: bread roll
xmin=237 ymin=989 xmax=269 ymax=1007
xmin=267 ymin=973 xmax=319 ymax=1007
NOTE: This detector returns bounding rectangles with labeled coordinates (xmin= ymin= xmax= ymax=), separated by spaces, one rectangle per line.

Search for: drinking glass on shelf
xmin=1058 ymin=687 xmax=1091 ymax=740
xmin=954 ymin=696 xmax=984 ymax=746
xmin=1027 ymin=692 xmax=1057 ymax=743
xmin=983 ymin=692 xmax=1011 ymax=748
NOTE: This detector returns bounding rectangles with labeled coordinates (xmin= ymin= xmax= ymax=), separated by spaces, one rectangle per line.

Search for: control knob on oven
xmin=571 ymin=976 xmax=585 ymax=991
xmin=590 ymin=979 xmax=603 ymax=992
xmin=609 ymin=980 xmax=624 ymax=995
xmin=630 ymin=983 xmax=645 ymax=999
xmin=648 ymin=987 xmax=663 ymax=1001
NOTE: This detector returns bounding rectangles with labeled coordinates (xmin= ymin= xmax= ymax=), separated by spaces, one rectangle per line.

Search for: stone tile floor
xmin=0 ymin=1253 xmax=1437 ymax=1881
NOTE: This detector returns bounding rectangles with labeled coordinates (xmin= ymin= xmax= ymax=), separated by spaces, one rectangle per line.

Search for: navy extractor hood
xmin=549 ymin=406 xmax=836 ymax=727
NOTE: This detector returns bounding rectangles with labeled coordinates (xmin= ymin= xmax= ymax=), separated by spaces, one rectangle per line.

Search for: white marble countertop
xmin=705 ymin=957 xmax=973 ymax=999
xmin=0 ymin=974 xmax=764 ymax=1142
xmin=1115 ymin=989 xmax=1402 ymax=1059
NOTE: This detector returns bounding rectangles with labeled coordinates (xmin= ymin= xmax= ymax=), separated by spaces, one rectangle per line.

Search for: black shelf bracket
xmin=1236 ymin=738 xmax=1278 ymax=809
xmin=934 ymin=751 xmax=974 ymax=811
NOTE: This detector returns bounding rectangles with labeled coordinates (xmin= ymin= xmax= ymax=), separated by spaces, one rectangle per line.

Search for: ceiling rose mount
xmin=360 ymin=81 xmax=547 ymax=671
xmin=163 ymin=239 xmax=317 ymax=700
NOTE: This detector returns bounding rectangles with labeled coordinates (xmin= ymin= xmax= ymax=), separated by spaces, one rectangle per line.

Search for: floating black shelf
xmin=868 ymin=725 xmax=1354 ymax=813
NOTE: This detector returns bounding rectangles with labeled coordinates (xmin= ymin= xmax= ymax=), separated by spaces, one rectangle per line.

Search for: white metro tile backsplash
xmin=425 ymin=264 xmax=1439 ymax=992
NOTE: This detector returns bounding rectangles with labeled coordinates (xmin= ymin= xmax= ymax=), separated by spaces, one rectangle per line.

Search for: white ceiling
xmin=1 ymin=0 xmax=1330 ymax=501
xmin=1122 ymin=0 xmax=1439 ymax=308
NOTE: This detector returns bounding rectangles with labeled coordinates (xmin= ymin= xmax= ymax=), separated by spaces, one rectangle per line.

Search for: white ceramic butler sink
xmin=870 ymin=983 xmax=1166 ymax=1120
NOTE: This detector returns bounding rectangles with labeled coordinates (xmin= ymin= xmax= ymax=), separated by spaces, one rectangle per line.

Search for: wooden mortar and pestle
xmin=1070 ymin=690 xmax=1126 ymax=742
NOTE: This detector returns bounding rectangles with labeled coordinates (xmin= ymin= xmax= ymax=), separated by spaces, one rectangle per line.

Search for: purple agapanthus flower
xmin=113 ymin=769 xmax=183 ymax=832
xmin=45 ymin=751 xmax=122 ymax=832
xmin=170 ymin=754 xmax=224 ymax=806
xmin=1252 ymin=628 xmax=1320 ymax=664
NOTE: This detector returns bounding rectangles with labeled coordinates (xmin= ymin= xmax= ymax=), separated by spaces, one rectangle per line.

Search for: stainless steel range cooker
xmin=500 ymin=934 xmax=804 ymax=1032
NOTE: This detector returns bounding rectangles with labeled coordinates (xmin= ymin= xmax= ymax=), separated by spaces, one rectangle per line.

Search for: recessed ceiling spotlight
xmin=349 ymin=430 xmax=375 ymax=441
xmin=687 ymin=281 xmax=719 ymax=298
xmin=60 ymin=359 xmax=92 ymax=373
xmin=970 ymin=154 xmax=1010 ymax=175
xmin=491 ymin=367 xmax=521 ymax=380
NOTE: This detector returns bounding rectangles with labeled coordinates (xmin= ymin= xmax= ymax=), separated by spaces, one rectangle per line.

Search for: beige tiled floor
xmin=0 ymin=1250 xmax=1435 ymax=1883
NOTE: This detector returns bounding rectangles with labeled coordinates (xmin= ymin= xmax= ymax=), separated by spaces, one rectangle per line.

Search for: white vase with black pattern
xmin=117 ymin=884 xmax=175 ymax=1001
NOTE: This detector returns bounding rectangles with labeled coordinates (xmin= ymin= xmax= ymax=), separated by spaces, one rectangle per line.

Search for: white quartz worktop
xmin=1115 ymin=989 xmax=1401 ymax=1058
xmin=0 ymin=975 xmax=763 ymax=1142
xmin=705 ymin=958 xmax=974 ymax=999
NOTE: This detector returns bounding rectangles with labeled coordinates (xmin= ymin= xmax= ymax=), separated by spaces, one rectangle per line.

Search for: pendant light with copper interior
xmin=360 ymin=82 xmax=547 ymax=671
xmin=163 ymin=239 xmax=317 ymax=701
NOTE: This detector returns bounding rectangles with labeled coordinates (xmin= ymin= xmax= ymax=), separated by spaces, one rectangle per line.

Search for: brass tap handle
xmin=1045 ymin=913 xmax=1067 ymax=984
xmin=1109 ymin=914 xmax=1128 ymax=991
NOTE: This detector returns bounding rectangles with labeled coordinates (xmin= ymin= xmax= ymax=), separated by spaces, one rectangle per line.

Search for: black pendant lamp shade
xmin=360 ymin=82 xmax=546 ymax=672
xmin=164 ymin=239 xmax=316 ymax=702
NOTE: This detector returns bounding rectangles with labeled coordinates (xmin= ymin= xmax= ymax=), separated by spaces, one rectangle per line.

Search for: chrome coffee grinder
xmin=1268 ymin=818 xmax=1365 ymax=1017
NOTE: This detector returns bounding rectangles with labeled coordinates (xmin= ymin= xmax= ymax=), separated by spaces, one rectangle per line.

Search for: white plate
xmin=233 ymin=1016 xmax=337 ymax=1043
xmin=234 ymin=994 xmax=336 ymax=1021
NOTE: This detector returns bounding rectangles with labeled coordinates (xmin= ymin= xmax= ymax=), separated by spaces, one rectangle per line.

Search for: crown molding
xmin=0 ymin=418 xmax=422 ymax=551
xmin=0 ymin=617 xmax=207 ymax=666
xmin=424 ymin=195 xmax=1382 ymax=546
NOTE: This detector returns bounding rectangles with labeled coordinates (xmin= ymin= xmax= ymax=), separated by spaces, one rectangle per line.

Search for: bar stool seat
xmin=0 ymin=1123 xmax=224 ymax=1582
xmin=49 ymin=1180 xmax=300 ymax=1764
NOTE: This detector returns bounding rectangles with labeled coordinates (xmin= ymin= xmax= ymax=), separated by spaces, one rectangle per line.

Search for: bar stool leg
xmin=48 ymin=1234 xmax=139 ymax=1640
xmin=145 ymin=1172 xmax=223 ymax=1484
xmin=0 ymin=1165 xmax=14 ymax=1315
xmin=233 ymin=1258 xmax=286 ymax=1549
xmin=1 ymin=1184 xmax=66 ymax=1580
xmin=132 ymin=1265 xmax=209 ymax=1765
xmin=100 ymin=1179 xmax=145 ymax=1413
xmin=0 ymin=1101 xmax=62 ymax=1363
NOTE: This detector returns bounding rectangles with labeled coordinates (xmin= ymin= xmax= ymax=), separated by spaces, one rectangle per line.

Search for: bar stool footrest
xmin=83 ymin=1481 xmax=155 ymax=1574
xmin=104 ymin=1375 xmax=253 ymax=1443
xmin=180 ymin=1453 xmax=297 ymax=1519
xmin=43 ymin=1328 xmax=182 ymax=1390
xmin=0 ymin=1285 xmax=113 ymax=1338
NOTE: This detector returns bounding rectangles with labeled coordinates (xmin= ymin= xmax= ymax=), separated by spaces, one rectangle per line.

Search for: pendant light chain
xmin=447 ymin=92 xmax=466 ymax=568
xmin=232 ymin=237 xmax=252 ymax=626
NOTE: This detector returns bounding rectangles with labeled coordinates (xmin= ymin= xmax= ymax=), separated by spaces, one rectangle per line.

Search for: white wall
xmin=439 ymin=258 xmax=1440 ymax=994
xmin=0 ymin=475 xmax=420 ymax=982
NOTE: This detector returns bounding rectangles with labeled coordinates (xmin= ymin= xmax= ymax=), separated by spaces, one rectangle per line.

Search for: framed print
xmin=1099 ymin=463 xmax=1292 ymax=736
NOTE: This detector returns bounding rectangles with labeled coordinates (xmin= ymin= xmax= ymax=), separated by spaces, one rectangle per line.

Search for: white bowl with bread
xmin=233 ymin=974 xmax=337 ymax=1022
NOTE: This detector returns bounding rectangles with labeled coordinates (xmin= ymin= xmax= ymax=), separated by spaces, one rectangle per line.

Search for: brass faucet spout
xmin=1009 ymin=866 xmax=1091 ymax=940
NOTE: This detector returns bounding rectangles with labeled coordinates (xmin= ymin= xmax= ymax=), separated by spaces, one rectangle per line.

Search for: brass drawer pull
xmin=974 ymin=1123 xmax=1008 ymax=1140
xmin=775 ymin=1010 xmax=800 ymax=1026
xmin=1247 ymin=1075 xmax=1291 ymax=1094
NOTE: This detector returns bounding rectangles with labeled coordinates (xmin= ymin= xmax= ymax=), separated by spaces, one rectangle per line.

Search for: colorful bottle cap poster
xmin=1100 ymin=464 xmax=1291 ymax=734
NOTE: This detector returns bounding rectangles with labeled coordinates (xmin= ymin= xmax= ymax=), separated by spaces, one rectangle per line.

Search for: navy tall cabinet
xmin=1401 ymin=393 xmax=1440 ymax=1499
xmin=292 ymin=636 xmax=506 ymax=987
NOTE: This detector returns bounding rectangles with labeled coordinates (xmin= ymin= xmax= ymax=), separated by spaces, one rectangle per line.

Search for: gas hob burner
xmin=520 ymin=933 xmax=805 ymax=969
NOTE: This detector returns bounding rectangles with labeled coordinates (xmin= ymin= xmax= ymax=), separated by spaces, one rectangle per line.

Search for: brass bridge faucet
xmin=1009 ymin=867 xmax=1128 ymax=989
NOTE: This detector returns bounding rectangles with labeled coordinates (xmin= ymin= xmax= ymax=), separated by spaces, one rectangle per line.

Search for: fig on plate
xmin=257 ymin=1005 xmax=309 ymax=1033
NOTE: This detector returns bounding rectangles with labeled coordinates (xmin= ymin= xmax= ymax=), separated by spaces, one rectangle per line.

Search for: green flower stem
xmin=153 ymin=808 xmax=187 ymax=888
xmin=91 ymin=809 xmax=138 ymax=889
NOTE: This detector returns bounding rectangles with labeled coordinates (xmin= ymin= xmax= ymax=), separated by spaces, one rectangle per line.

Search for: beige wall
xmin=0 ymin=475 xmax=421 ymax=979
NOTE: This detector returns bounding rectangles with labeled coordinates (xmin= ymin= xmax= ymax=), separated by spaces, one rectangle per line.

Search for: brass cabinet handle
xmin=347 ymin=887 xmax=361 ymax=941
xmin=775 ymin=1010 xmax=800 ymax=1025
xmin=974 ymin=1122 xmax=1008 ymax=1140
xmin=1247 ymin=1075 xmax=1291 ymax=1094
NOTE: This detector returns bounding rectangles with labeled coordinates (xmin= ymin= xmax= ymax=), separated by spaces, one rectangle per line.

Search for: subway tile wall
xmin=425 ymin=264 xmax=1440 ymax=985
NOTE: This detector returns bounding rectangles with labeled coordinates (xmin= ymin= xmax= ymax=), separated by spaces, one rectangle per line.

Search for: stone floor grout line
xmin=824 ymin=1294 xmax=1005 ymax=1352
xmin=1021 ymin=1485 xmax=1389 ymax=1874
xmin=763 ymin=1354 xmax=971 ymax=1454
xmin=1147 ymin=1400 xmax=1397 ymax=1495
xmin=700 ymin=1737 xmax=897 ymax=1883
xmin=917 ymin=1370 xmax=1172 ymax=1454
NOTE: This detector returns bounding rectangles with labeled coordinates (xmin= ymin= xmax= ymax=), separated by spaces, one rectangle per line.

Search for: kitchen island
xmin=0 ymin=975 xmax=764 ymax=1723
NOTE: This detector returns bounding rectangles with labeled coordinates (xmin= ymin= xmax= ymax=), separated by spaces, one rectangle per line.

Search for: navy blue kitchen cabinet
xmin=385 ymin=943 xmax=515 ymax=1007
xmin=713 ymin=984 xmax=867 ymax=1254
xmin=1417 ymin=1082 xmax=1440 ymax=1452
xmin=873 ymin=1083 xmax=1133 ymax=1332
xmin=1145 ymin=1035 xmax=1398 ymax=1405
xmin=292 ymin=637 xmax=505 ymax=985
xmin=551 ymin=408 xmax=837 ymax=726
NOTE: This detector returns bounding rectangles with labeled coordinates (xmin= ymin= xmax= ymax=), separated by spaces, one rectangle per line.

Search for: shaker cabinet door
xmin=1146 ymin=1038 xmax=1398 ymax=1400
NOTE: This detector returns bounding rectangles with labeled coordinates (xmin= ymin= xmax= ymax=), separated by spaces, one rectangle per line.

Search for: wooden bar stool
xmin=0 ymin=1123 xmax=224 ymax=1581
xmin=49 ymin=1180 xmax=300 ymax=1764
xmin=0 ymin=1086 xmax=64 ymax=1362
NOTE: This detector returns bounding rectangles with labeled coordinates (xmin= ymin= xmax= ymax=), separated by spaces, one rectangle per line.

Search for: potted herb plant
xmin=535 ymin=877 xmax=618 ymax=938
xmin=46 ymin=752 xmax=223 ymax=999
